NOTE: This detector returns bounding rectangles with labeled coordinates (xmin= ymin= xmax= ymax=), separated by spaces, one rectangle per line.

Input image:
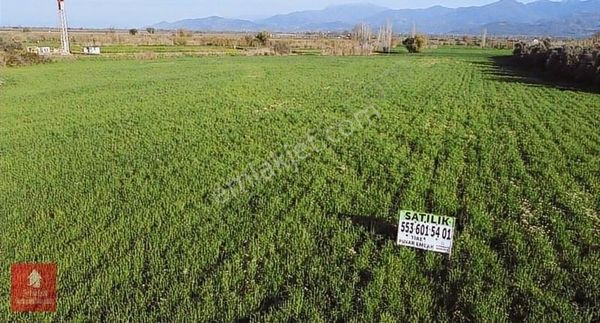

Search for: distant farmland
xmin=0 ymin=48 xmax=598 ymax=321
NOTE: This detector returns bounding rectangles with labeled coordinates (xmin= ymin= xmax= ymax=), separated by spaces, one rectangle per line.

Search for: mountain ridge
xmin=151 ymin=0 xmax=600 ymax=37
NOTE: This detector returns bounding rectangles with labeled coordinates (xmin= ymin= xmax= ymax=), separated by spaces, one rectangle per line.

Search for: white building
xmin=26 ymin=47 xmax=52 ymax=56
xmin=39 ymin=47 xmax=52 ymax=55
xmin=82 ymin=46 xmax=101 ymax=55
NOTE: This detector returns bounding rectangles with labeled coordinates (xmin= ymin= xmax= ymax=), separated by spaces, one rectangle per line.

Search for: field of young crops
xmin=0 ymin=48 xmax=598 ymax=321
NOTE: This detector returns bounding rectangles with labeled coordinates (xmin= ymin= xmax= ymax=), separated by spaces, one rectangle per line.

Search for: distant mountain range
xmin=152 ymin=0 xmax=600 ymax=37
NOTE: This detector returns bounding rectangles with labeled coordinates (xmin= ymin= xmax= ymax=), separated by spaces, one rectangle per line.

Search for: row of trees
xmin=513 ymin=39 xmax=600 ymax=86
xmin=241 ymin=28 xmax=425 ymax=55
xmin=351 ymin=22 xmax=426 ymax=54
xmin=124 ymin=24 xmax=427 ymax=55
xmin=128 ymin=28 xmax=156 ymax=35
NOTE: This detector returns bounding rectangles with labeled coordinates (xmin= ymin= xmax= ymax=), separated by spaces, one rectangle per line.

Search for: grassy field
xmin=22 ymin=43 xmax=243 ymax=56
xmin=0 ymin=48 xmax=599 ymax=321
xmin=79 ymin=44 xmax=241 ymax=55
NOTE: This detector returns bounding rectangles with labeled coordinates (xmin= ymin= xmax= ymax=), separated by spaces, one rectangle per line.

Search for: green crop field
xmin=0 ymin=48 xmax=598 ymax=321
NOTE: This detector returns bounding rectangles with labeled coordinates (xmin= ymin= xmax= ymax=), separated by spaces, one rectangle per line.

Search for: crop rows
xmin=0 ymin=49 xmax=598 ymax=321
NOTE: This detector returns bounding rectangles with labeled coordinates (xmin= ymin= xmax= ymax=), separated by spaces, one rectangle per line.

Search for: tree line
xmin=513 ymin=38 xmax=600 ymax=87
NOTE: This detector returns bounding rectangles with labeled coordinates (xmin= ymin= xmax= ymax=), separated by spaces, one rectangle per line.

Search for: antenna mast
xmin=57 ymin=0 xmax=70 ymax=54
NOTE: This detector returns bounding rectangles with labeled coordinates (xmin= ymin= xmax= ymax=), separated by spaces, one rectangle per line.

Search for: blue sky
xmin=0 ymin=0 xmax=538 ymax=28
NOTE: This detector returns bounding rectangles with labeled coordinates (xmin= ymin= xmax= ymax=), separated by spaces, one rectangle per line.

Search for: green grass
xmin=0 ymin=48 xmax=599 ymax=321
xmin=24 ymin=43 xmax=242 ymax=55
xmin=95 ymin=44 xmax=241 ymax=55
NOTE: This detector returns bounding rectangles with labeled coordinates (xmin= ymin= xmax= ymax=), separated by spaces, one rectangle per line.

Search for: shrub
xmin=242 ymin=35 xmax=255 ymax=47
xmin=0 ymin=38 xmax=48 ymax=67
xmin=173 ymin=29 xmax=191 ymax=46
xmin=255 ymin=31 xmax=270 ymax=46
xmin=0 ymin=38 xmax=23 ymax=51
xmin=513 ymin=40 xmax=600 ymax=87
xmin=271 ymin=41 xmax=291 ymax=55
xmin=1 ymin=51 xmax=48 ymax=67
xmin=173 ymin=37 xmax=188 ymax=46
xmin=129 ymin=29 xmax=139 ymax=36
xmin=403 ymin=35 xmax=427 ymax=53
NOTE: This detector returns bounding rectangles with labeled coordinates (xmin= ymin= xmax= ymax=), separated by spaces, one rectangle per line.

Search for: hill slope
xmin=152 ymin=0 xmax=600 ymax=36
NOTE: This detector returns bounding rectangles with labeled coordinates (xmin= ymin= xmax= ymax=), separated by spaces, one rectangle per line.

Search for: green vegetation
xmin=0 ymin=38 xmax=48 ymax=67
xmin=0 ymin=48 xmax=598 ymax=321
xmin=92 ymin=44 xmax=242 ymax=55
xmin=255 ymin=31 xmax=271 ymax=46
xmin=403 ymin=35 xmax=428 ymax=53
xmin=513 ymin=40 xmax=600 ymax=86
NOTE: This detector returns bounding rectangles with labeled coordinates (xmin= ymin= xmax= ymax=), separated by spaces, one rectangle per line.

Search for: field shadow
xmin=236 ymin=293 xmax=287 ymax=322
xmin=476 ymin=56 xmax=599 ymax=94
xmin=338 ymin=213 xmax=397 ymax=242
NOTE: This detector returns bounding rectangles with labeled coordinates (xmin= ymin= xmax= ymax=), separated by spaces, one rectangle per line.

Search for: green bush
xmin=514 ymin=40 xmax=600 ymax=87
xmin=255 ymin=31 xmax=270 ymax=46
xmin=0 ymin=39 xmax=47 ymax=67
xmin=402 ymin=35 xmax=427 ymax=53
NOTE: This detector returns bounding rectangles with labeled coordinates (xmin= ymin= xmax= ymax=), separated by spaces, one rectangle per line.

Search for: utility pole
xmin=57 ymin=0 xmax=70 ymax=54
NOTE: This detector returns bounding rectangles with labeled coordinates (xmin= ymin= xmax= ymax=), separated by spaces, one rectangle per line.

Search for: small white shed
xmin=82 ymin=46 xmax=101 ymax=55
xmin=38 ymin=47 xmax=52 ymax=55
xmin=26 ymin=47 xmax=52 ymax=55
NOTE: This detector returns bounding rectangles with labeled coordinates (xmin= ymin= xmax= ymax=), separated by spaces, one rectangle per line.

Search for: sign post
xmin=396 ymin=210 xmax=456 ymax=255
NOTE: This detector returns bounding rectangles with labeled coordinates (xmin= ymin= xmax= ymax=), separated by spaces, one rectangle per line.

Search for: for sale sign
xmin=396 ymin=210 xmax=456 ymax=255
xmin=11 ymin=263 xmax=57 ymax=312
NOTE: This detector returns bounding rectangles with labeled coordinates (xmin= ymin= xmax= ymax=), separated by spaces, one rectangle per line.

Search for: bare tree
xmin=481 ymin=28 xmax=487 ymax=48
xmin=377 ymin=21 xmax=393 ymax=53
xmin=352 ymin=23 xmax=372 ymax=55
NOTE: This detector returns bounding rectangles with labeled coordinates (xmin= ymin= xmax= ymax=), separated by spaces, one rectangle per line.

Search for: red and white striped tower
xmin=57 ymin=0 xmax=70 ymax=54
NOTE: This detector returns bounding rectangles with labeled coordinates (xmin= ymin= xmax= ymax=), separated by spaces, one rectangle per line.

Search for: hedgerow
xmin=0 ymin=38 xmax=48 ymax=67
xmin=513 ymin=39 xmax=600 ymax=87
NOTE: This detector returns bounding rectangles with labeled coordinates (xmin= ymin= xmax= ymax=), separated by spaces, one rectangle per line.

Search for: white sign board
xmin=396 ymin=210 xmax=456 ymax=255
